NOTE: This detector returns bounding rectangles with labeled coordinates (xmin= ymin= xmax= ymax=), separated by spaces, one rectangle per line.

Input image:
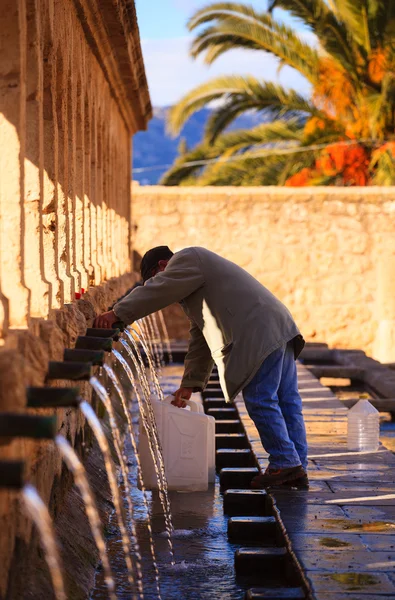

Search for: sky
xmin=135 ymin=0 xmax=310 ymax=107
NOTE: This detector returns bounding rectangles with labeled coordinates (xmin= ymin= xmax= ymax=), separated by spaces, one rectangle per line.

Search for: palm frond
xmin=370 ymin=148 xmax=395 ymax=184
xmin=167 ymin=76 xmax=323 ymax=137
xmin=268 ymin=0 xmax=361 ymax=78
xmin=194 ymin=146 xmax=316 ymax=185
xmin=187 ymin=3 xmax=320 ymax=83
xmin=162 ymin=119 xmax=304 ymax=185
xmin=365 ymin=72 xmax=395 ymax=138
xmin=331 ymin=0 xmax=371 ymax=54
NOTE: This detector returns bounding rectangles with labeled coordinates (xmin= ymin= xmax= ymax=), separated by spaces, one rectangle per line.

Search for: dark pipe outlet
xmin=46 ymin=361 xmax=93 ymax=381
xmin=0 ymin=414 xmax=57 ymax=439
xmin=75 ymin=336 xmax=113 ymax=351
xmin=113 ymin=321 xmax=125 ymax=331
xmin=64 ymin=348 xmax=105 ymax=366
xmin=26 ymin=387 xmax=81 ymax=408
xmin=0 ymin=461 xmax=25 ymax=489
xmin=85 ymin=327 xmax=120 ymax=341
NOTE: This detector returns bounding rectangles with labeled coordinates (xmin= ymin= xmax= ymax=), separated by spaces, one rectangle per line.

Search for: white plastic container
xmin=139 ymin=395 xmax=215 ymax=491
xmin=347 ymin=398 xmax=380 ymax=452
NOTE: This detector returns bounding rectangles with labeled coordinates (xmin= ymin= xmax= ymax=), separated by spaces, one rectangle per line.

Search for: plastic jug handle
xmin=184 ymin=399 xmax=200 ymax=413
xmin=163 ymin=395 xmax=192 ymax=411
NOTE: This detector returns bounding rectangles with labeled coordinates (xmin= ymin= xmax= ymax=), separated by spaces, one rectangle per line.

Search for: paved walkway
xmin=236 ymin=362 xmax=395 ymax=599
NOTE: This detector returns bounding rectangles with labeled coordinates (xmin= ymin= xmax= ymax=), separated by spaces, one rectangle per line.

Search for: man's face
xmin=149 ymin=259 xmax=168 ymax=280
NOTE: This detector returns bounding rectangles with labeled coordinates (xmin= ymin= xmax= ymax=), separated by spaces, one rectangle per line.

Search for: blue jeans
xmin=242 ymin=342 xmax=308 ymax=470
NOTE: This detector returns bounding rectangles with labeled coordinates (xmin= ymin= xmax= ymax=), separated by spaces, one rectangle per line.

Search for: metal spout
xmin=46 ymin=361 xmax=93 ymax=381
xmin=64 ymin=349 xmax=105 ymax=366
xmin=0 ymin=461 xmax=25 ymax=489
xmin=0 ymin=414 xmax=57 ymax=439
xmin=27 ymin=387 xmax=81 ymax=408
xmin=85 ymin=327 xmax=120 ymax=341
xmin=75 ymin=336 xmax=113 ymax=351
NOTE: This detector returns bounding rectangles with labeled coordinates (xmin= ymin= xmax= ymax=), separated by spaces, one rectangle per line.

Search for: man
xmin=94 ymin=246 xmax=308 ymax=489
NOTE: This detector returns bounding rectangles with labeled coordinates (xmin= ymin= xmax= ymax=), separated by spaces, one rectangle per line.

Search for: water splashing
xmin=104 ymin=361 xmax=162 ymax=599
xmin=80 ymin=401 xmax=138 ymax=600
xmin=115 ymin=342 xmax=175 ymax=565
xmin=55 ymin=435 xmax=117 ymax=600
xmin=89 ymin=377 xmax=144 ymax=599
xmin=22 ymin=484 xmax=67 ymax=600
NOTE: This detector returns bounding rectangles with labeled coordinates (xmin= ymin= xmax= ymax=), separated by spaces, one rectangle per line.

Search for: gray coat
xmin=114 ymin=247 xmax=304 ymax=401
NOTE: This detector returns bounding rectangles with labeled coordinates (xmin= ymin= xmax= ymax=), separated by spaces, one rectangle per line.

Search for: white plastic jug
xmin=139 ymin=395 xmax=215 ymax=491
xmin=187 ymin=396 xmax=216 ymax=484
xmin=347 ymin=398 xmax=380 ymax=452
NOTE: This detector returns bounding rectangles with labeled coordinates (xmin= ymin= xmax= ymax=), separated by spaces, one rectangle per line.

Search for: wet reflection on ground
xmin=91 ymin=389 xmax=249 ymax=600
xmin=91 ymin=472 xmax=247 ymax=599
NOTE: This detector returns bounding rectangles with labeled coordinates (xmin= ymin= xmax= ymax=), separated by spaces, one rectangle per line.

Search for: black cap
xmin=140 ymin=246 xmax=173 ymax=282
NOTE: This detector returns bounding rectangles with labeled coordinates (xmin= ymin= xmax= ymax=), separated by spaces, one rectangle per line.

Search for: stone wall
xmin=131 ymin=185 xmax=395 ymax=363
xmin=0 ymin=1 xmax=149 ymax=597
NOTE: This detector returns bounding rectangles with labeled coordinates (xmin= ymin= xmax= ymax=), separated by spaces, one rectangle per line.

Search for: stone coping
xmin=132 ymin=183 xmax=395 ymax=202
xmin=76 ymin=0 xmax=152 ymax=131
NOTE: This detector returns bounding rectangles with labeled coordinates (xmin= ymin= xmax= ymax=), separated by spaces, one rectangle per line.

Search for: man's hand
xmin=171 ymin=387 xmax=193 ymax=408
xmin=93 ymin=310 xmax=118 ymax=329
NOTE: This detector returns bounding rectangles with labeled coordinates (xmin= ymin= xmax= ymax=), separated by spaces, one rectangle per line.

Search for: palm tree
xmin=162 ymin=1 xmax=395 ymax=186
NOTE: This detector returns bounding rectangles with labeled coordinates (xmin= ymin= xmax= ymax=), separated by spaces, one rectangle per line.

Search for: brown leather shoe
xmin=251 ymin=465 xmax=306 ymax=489
xmin=273 ymin=474 xmax=310 ymax=490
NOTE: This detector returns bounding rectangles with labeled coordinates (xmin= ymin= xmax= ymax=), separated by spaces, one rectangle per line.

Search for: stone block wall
xmin=131 ymin=185 xmax=395 ymax=363
xmin=0 ymin=0 xmax=150 ymax=596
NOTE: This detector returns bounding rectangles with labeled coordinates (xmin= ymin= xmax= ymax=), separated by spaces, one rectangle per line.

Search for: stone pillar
xmin=0 ymin=0 xmax=30 ymax=331
xmin=24 ymin=0 xmax=50 ymax=319
xmin=42 ymin=0 xmax=63 ymax=309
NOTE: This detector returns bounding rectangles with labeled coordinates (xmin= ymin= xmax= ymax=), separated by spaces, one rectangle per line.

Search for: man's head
xmin=140 ymin=246 xmax=174 ymax=283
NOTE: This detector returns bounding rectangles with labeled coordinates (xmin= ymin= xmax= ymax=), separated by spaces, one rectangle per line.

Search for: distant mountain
xmin=132 ymin=107 xmax=263 ymax=185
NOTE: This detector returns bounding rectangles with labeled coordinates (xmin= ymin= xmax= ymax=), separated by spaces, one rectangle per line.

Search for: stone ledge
xmin=74 ymin=0 xmax=151 ymax=132
xmin=131 ymin=184 xmax=395 ymax=204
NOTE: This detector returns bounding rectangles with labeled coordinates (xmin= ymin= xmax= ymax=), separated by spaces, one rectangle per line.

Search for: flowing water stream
xmin=22 ymin=484 xmax=67 ymax=600
xmin=157 ymin=311 xmax=172 ymax=365
xmin=89 ymin=376 xmax=144 ymax=599
xmin=113 ymin=344 xmax=175 ymax=565
xmin=80 ymin=400 xmax=138 ymax=600
xmin=104 ymin=360 xmax=162 ymax=599
xmin=55 ymin=435 xmax=117 ymax=600
xmin=126 ymin=328 xmax=164 ymax=402
xmin=147 ymin=314 xmax=164 ymax=369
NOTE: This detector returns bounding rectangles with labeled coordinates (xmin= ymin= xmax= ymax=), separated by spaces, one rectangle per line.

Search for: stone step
xmin=223 ymin=489 xmax=269 ymax=516
xmin=208 ymin=407 xmax=238 ymax=420
xmin=216 ymin=448 xmax=254 ymax=470
xmin=235 ymin=547 xmax=288 ymax=576
xmin=203 ymin=389 xmax=225 ymax=399
xmin=245 ymin=588 xmax=305 ymax=600
xmin=205 ymin=382 xmax=222 ymax=390
xmin=215 ymin=433 xmax=248 ymax=449
xmin=220 ymin=467 xmax=259 ymax=491
xmin=228 ymin=516 xmax=278 ymax=542
xmin=215 ymin=420 xmax=243 ymax=434
xmin=204 ymin=398 xmax=228 ymax=410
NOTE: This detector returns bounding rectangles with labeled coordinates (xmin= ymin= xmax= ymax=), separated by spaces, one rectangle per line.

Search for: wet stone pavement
xmin=236 ymin=362 xmax=395 ymax=599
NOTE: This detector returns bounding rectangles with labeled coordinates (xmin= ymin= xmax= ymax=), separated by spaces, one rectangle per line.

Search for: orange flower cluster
xmin=313 ymin=58 xmax=355 ymax=122
xmin=284 ymin=168 xmax=313 ymax=187
xmin=319 ymin=143 xmax=370 ymax=185
xmin=285 ymin=143 xmax=370 ymax=186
